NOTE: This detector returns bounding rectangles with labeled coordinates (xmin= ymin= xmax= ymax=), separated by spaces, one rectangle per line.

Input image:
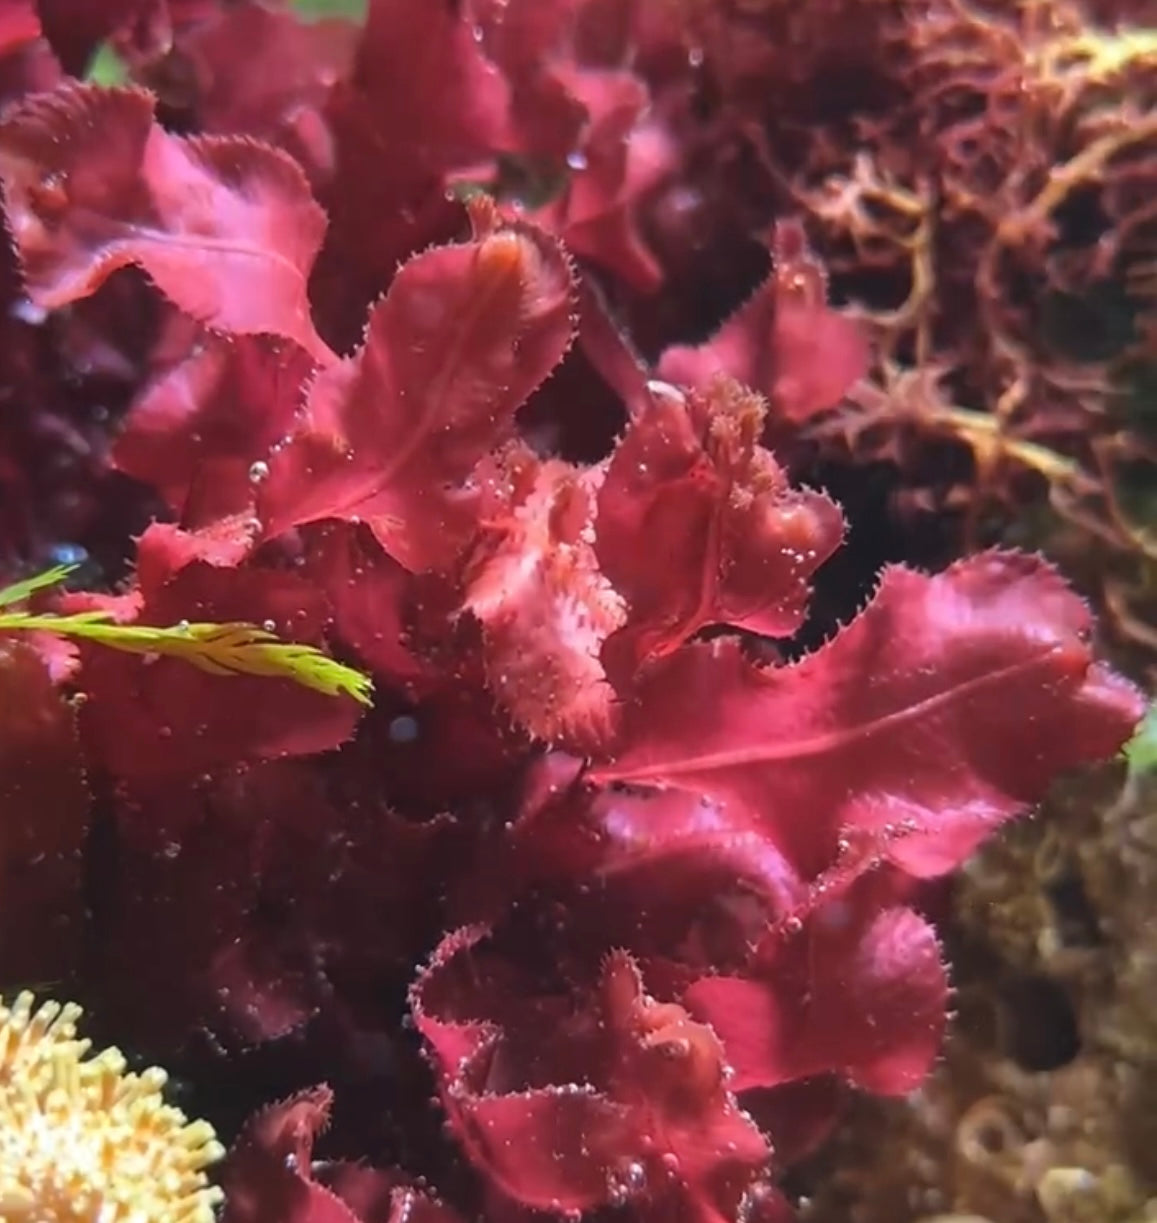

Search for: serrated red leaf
xmin=132 ymin=515 xmax=257 ymax=581
xmin=0 ymin=84 xmax=334 ymax=361
xmin=686 ymin=902 xmax=947 ymax=1096
xmin=463 ymin=456 xmax=625 ymax=745
xmin=445 ymin=1087 xmax=637 ymax=1215
xmin=223 ymin=1085 xmax=364 ymax=1223
xmin=357 ymin=0 xmax=513 ymax=165
xmin=259 ymin=208 xmax=576 ymax=572
xmin=593 ymin=552 xmax=1145 ymax=883
xmin=113 ymin=334 xmax=314 ymax=524
xmin=530 ymin=65 xmax=676 ymax=292
xmin=657 ymin=221 xmax=868 ymax=423
xmin=597 ymin=378 xmax=844 ymax=674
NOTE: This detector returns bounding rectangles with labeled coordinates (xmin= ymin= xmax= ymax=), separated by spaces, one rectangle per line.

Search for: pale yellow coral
xmin=0 ymin=991 xmax=225 ymax=1223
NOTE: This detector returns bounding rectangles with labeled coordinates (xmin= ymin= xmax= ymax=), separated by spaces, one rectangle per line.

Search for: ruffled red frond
xmin=0 ymin=83 xmax=334 ymax=361
xmin=463 ymin=456 xmax=625 ymax=745
xmin=413 ymin=929 xmax=771 ymax=1223
xmin=686 ymin=897 xmax=948 ymax=1096
xmin=509 ymin=753 xmax=801 ymax=929
xmin=597 ymin=378 xmax=844 ymax=674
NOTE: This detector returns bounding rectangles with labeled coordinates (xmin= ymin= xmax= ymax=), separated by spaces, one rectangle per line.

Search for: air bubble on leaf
xmin=248 ymin=459 xmax=270 ymax=484
xmin=389 ymin=715 xmax=420 ymax=743
xmin=176 ymin=619 xmax=190 ymax=632
xmin=262 ymin=619 xmax=277 ymax=633
xmin=740 ymin=1181 xmax=780 ymax=1223
xmin=34 ymin=172 xmax=69 ymax=214
xmin=607 ymin=1160 xmax=648 ymax=1205
xmin=10 ymin=297 xmax=47 ymax=325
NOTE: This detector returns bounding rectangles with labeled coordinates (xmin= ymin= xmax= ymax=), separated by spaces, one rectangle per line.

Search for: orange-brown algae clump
xmin=0 ymin=991 xmax=225 ymax=1222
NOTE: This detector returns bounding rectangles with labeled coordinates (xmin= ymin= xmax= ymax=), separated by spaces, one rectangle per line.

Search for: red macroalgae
xmin=0 ymin=3 xmax=1147 ymax=1222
